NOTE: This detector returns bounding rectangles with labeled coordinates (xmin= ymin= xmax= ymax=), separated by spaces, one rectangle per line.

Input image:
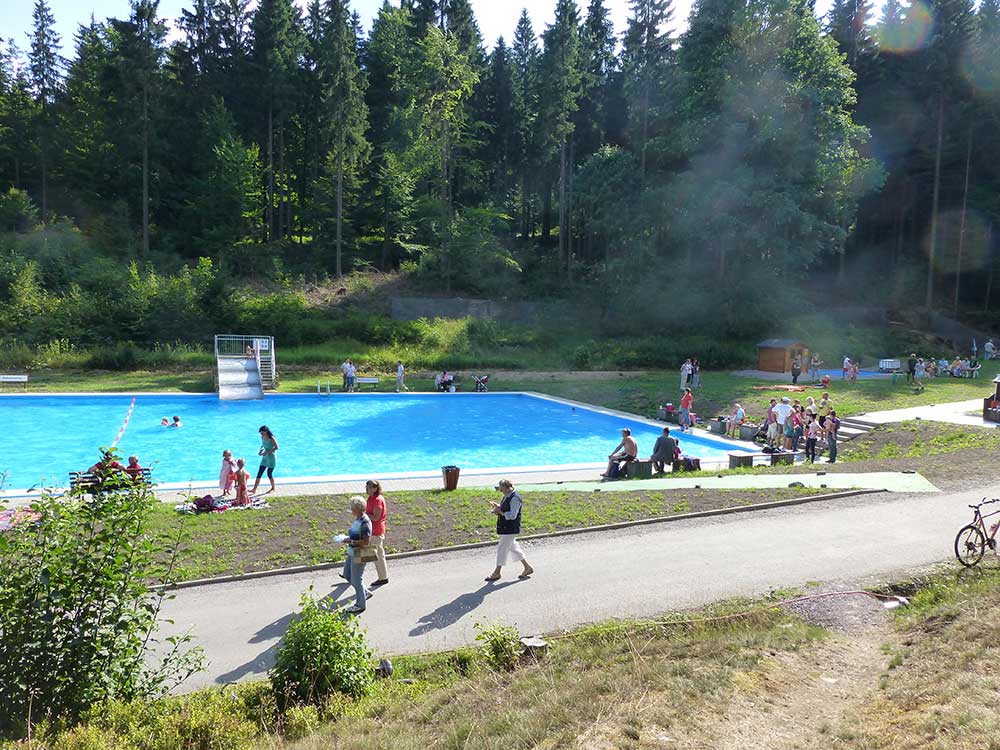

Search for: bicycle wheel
xmin=955 ymin=524 xmax=987 ymax=567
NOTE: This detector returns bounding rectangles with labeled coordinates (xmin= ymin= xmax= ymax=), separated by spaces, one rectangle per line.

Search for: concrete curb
xmin=157 ymin=487 xmax=886 ymax=592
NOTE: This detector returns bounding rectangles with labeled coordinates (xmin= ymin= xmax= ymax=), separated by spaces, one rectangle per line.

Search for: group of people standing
xmin=218 ymin=425 xmax=278 ymax=505
xmin=679 ymin=359 xmax=701 ymax=390
xmin=757 ymin=394 xmax=840 ymax=463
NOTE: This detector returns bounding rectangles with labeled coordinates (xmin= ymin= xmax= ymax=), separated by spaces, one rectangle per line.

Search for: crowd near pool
xmin=2 ymin=393 xmax=753 ymax=491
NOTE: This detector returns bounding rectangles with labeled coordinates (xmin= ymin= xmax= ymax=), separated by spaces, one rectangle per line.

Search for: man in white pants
xmin=396 ymin=361 xmax=408 ymax=392
xmin=485 ymin=479 xmax=534 ymax=582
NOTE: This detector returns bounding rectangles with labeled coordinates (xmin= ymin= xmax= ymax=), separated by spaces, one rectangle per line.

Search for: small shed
xmin=757 ymin=339 xmax=808 ymax=373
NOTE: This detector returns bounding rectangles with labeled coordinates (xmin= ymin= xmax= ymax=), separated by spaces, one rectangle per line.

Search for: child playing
xmin=219 ymin=450 xmax=238 ymax=496
xmin=233 ymin=458 xmax=251 ymax=507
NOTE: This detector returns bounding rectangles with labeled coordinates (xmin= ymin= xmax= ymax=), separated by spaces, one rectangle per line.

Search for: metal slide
xmin=217 ymin=356 xmax=264 ymax=400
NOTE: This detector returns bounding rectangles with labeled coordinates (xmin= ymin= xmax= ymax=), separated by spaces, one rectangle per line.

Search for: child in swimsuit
xmin=233 ymin=458 xmax=250 ymax=506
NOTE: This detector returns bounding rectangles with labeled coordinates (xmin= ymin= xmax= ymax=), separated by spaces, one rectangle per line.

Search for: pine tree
xmin=621 ymin=0 xmax=672 ymax=183
xmin=251 ymin=0 xmax=305 ymax=241
xmin=28 ymin=0 xmax=63 ymax=223
xmin=540 ymin=0 xmax=581 ymax=273
xmin=484 ymin=37 xmax=515 ymax=202
xmin=576 ymin=0 xmax=616 ymax=160
xmin=511 ymin=9 xmax=540 ymax=239
xmin=825 ymin=0 xmax=876 ymax=69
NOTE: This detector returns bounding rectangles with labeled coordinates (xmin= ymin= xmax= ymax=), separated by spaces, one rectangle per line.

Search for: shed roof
xmin=757 ymin=339 xmax=805 ymax=348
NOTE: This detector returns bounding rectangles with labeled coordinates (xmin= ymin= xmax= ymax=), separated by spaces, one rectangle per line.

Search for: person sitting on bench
xmin=87 ymin=451 xmax=125 ymax=477
xmin=602 ymin=428 xmax=638 ymax=478
xmin=650 ymin=427 xmax=678 ymax=475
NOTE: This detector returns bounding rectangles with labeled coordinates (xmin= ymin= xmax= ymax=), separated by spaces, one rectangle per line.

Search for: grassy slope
xmin=154 ymin=486 xmax=822 ymax=582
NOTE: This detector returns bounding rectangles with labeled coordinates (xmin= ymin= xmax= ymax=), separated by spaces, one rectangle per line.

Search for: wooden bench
xmin=624 ymin=460 xmax=654 ymax=479
xmin=356 ymin=376 xmax=379 ymax=390
xmin=69 ymin=468 xmax=152 ymax=491
xmin=0 ymin=374 xmax=28 ymax=391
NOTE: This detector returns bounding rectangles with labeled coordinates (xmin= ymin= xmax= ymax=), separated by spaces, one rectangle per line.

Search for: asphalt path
xmin=159 ymin=483 xmax=999 ymax=692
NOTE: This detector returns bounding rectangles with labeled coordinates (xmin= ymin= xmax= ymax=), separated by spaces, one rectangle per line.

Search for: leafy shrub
xmin=51 ymin=724 xmax=135 ymax=750
xmin=0 ymin=456 xmax=203 ymax=736
xmin=572 ymin=344 xmax=593 ymax=370
xmin=474 ymin=621 xmax=522 ymax=672
xmin=269 ymin=589 xmax=374 ymax=707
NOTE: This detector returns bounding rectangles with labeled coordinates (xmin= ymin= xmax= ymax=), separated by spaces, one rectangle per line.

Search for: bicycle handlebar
xmin=969 ymin=498 xmax=1000 ymax=510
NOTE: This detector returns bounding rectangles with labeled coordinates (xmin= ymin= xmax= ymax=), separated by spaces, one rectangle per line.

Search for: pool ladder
xmin=317 ymin=381 xmax=332 ymax=397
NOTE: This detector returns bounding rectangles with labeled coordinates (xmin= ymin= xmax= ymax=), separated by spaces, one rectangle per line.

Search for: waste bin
xmin=442 ymin=465 xmax=461 ymax=491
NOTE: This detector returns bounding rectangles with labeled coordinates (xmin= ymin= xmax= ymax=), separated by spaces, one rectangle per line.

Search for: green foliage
xmin=0 ymin=188 xmax=39 ymax=231
xmin=0 ymin=454 xmax=203 ymax=736
xmin=474 ymin=621 xmax=523 ymax=671
xmin=269 ymin=589 xmax=375 ymax=706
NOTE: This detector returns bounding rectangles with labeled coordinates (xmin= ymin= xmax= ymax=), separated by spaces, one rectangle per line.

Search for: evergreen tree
xmin=539 ymin=0 xmax=581 ymax=272
xmin=251 ymin=0 xmax=305 ymax=241
xmin=0 ymin=43 xmax=36 ymax=191
xmin=483 ymin=37 xmax=515 ymax=203
xmin=576 ymin=0 xmax=616 ymax=160
xmin=621 ymin=0 xmax=673 ymax=182
xmin=28 ymin=0 xmax=63 ymax=222
xmin=511 ymin=9 xmax=540 ymax=239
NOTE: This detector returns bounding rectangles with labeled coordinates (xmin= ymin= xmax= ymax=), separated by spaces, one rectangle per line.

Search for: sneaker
xmin=344 ymin=606 xmax=365 ymax=615
xmin=365 ymin=591 xmax=373 ymax=600
xmin=371 ymin=579 xmax=389 ymax=587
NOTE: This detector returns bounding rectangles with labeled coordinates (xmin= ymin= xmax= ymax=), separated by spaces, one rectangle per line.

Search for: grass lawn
xmin=14 ymin=361 xmax=1000 ymax=424
xmin=152 ymin=486 xmax=825 ymax=582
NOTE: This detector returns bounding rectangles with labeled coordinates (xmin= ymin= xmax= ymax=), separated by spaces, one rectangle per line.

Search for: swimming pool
xmin=3 ymin=393 xmax=753 ymax=491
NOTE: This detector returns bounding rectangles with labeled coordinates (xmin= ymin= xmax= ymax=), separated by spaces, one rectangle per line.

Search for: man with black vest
xmin=485 ymin=479 xmax=534 ymax=582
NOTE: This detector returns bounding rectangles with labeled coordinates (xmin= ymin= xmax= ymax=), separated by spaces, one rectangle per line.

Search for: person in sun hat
xmin=485 ymin=479 xmax=533 ymax=582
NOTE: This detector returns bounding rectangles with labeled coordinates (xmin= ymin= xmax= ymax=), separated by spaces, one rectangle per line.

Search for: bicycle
xmin=954 ymin=498 xmax=1000 ymax=567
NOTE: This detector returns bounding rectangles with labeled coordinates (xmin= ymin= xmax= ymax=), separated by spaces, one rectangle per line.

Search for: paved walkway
xmin=528 ymin=471 xmax=939 ymax=493
xmin=860 ymin=398 xmax=993 ymax=428
xmin=159 ymin=482 xmax=993 ymax=692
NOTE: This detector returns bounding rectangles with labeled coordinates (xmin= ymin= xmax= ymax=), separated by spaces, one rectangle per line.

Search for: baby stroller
xmin=472 ymin=374 xmax=489 ymax=392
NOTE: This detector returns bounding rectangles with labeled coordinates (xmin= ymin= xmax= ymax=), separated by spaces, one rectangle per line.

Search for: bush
xmin=154 ymin=692 xmax=257 ymax=750
xmin=269 ymin=589 xmax=374 ymax=707
xmin=0 ymin=454 xmax=203 ymax=736
xmin=474 ymin=621 xmax=522 ymax=672
xmin=282 ymin=704 xmax=320 ymax=741
xmin=51 ymin=724 xmax=135 ymax=750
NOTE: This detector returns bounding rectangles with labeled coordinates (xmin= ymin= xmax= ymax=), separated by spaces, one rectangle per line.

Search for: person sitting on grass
xmin=602 ymin=428 xmax=638 ymax=478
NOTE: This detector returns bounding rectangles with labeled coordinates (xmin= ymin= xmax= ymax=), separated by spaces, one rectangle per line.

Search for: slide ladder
xmin=217 ymin=356 xmax=264 ymax=401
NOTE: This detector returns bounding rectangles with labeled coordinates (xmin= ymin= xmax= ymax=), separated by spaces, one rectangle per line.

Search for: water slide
xmin=217 ymin=357 xmax=264 ymax=400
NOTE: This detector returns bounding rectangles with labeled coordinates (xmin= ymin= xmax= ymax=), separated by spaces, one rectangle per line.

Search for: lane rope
xmin=111 ymin=397 xmax=137 ymax=449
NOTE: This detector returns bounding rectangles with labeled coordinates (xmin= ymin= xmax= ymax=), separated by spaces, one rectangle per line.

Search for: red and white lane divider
xmin=111 ymin=397 xmax=137 ymax=448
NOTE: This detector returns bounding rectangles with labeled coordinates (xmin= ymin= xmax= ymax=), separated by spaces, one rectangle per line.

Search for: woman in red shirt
xmin=679 ymin=388 xmax=694 ymax=431
xmin=365 ymin=480 xmax=389 ymax=587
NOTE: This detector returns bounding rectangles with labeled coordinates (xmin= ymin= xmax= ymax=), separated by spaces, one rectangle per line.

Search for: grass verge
xmin=151 ymin=486 xmax=826 ymax=582
xmin=20 ymin=593 xmax=823 ymax=750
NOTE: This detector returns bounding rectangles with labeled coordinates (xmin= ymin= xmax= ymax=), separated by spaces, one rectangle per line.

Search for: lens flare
xmin=877 ymin=0 xmax=934 ymax=54
xmin=923 ymin=209 xmax=992 ymax=274
xmin=961 ymin=43 xmax=1000 ymax=100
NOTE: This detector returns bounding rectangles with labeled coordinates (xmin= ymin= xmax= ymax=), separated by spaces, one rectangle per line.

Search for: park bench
xmin=728 ymin=450 xmax=801 ymax=469
xmin=624 ymin=460 xmax=654 ymax=479
xmin=356 ymin=376 xmax=379 ymax=390
xmin=69 ymin=468 xmax=153 ymax=491
xmin=0 ymin=374 xmax=28 ymax=391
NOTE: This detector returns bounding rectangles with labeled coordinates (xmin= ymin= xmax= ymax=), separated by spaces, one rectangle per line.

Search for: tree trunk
xmin=567 ymin=136 xmax=574 ymax=283
xmin=925 ymin=93 xmax=944 ymax=310
xmin=953 ymin=128 xmax=972 ymax=316
xmin=141 ymin=77 xmax=150 ymax=259
xmin=558 ymin=140 xmax=567 ymax=280
xmin=985 ymin=222 xmax=994 ymax=313
xmin=278 ymin=124 xmax=287 ymax=239
xmin=40 ymin=131 xmax=47 ymax=225
xmin=381 ymin=191 xmax=391 ymax=271
xmin=640 ymin=76 xmax=649 ymax=187
xmin=336 ymin=143 xmax=344 ymax=278
xmin=267 ymin=98 xmax=274 ymax=242
xmin=520 ymin=168 xmax=529 ymax=239
xmin=542 ymin=180 xmax=552 ymax=242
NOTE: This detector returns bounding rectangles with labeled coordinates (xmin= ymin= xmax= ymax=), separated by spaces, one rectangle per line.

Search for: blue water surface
xmin=3 ymin=393 xmax=751 ymax=489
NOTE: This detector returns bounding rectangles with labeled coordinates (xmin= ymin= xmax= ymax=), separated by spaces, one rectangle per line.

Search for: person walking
xmin=790 ymin=355 xmax=802 ymax=385
xmin=825 ymin=409 xmax=841 ymax=464
xmin=250 ymin=425 xmax=278 ymax=495
xmin=906 ymin=353 xmax=917 ymax=385
xmin=395 ymin=361 xmax=408 ymax=392
xmin=485 ymin=479 xmax=533 ymax=582
xmin=365 ymin=480 xmax=389 ymax=587
xmin=339 ymin=496 xmax=373 ymax=614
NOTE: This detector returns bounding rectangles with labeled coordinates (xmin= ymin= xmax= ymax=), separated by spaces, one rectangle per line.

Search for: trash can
xmin=442 ymin=465 xmax=461 ymax=491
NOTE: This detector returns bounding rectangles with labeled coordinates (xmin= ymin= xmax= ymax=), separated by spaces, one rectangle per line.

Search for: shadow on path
xmin=409 ymin=580 xmax=521 ymax=636
xmin=214 ymin=582 xmax=351 ymax=684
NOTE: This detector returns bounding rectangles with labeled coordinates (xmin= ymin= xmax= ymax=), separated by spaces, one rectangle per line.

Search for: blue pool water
xmin=3 ymin=393 xmax=752 ymax=490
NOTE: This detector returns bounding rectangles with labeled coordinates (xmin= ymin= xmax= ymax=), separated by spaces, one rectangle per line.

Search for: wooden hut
xmin=757 ymin=339 xmax=808 ymax=373
xmin=983 ymin=375 xmax=1000 ymax=423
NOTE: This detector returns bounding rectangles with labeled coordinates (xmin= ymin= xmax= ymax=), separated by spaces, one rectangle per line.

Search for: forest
xmin=1 ymin=0 xmax=999 ymax=354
